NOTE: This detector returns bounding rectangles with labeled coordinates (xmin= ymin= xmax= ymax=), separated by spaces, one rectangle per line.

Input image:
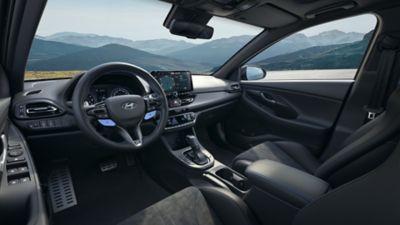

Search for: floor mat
xmin=48 ymin=166 xmax=77 ymax=213
xmin=51 ymin=160 xmax=169 ymax=225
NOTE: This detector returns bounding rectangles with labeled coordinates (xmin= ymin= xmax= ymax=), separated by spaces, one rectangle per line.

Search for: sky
xmin=36 ymin=0 xmax=377 ymax=43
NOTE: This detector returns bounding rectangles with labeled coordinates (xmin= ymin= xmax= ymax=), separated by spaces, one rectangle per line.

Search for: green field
xmin=25 ymin=71 xmax=82 ymax=80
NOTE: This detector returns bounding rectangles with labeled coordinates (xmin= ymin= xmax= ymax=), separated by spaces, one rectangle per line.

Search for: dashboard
xmin=84 ymin=71 xmax=194 ymax=108
xmin=12 ymin=71 xmax=241 ymax=133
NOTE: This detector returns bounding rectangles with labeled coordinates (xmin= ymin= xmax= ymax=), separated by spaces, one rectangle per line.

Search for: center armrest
xmin=245 ymin=159 xmax=330 ymax=208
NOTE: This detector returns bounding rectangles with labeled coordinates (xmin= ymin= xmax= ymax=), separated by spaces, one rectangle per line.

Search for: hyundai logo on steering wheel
xmin=122 ymin=102 xmax=137 ymax=110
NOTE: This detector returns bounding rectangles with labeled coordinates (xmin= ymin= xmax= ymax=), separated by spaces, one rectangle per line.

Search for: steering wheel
xmin=72 ymin=62 xmax=168 ymax=151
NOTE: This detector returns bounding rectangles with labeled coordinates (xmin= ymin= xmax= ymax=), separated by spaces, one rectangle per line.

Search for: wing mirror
xmin=241 ymin=66 xmax=266 ymax=80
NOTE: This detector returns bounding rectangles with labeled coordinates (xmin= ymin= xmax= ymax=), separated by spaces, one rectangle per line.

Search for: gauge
xmin=111 ymin=87 xmax=130 ymax=97
xmin=96 ymin=88 xmax=107 ymax=102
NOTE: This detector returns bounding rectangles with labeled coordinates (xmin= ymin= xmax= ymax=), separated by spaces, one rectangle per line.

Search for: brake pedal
xmin=99 ymin=160 xmax=118 ymax=172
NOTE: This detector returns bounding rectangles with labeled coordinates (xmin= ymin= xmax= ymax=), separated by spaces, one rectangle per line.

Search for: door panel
xmin=0 ymin=98 xmax=10 ymax=177
xmin=0 ymin=98 xmax=10 ymax=134
xmin=224 ymin=80 xmax=353 ymax=155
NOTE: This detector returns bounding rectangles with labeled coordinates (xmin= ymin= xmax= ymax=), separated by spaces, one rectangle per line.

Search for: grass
xmin=25 ymin=71 xmax=82 ymax=80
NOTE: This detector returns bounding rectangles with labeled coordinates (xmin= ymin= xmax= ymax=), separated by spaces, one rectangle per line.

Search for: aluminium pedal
xmin=99 ymin=160 xmax=118 ymax=172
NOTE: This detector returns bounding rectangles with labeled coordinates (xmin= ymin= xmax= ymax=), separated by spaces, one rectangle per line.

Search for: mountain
xmin=44 ymin=32 xmax=138 ymax=48
xmin=167 ymin=35 xmax=253 ymax=67
xmin=28 ymin=38 xmax=89 ymax=62
xmin=42 ymin=32 xmax=195 ymax=55
xmin=129 ymin=39 xmax=195 ymax=55
xmin=168 ymin=31 xmax=364 ymax=66
xmin=28 ymin=30 xmax=368 ymax=72
xmin=26 ymin=44 xmax=211 ymax=72
xmin=251 ymin=33 xmax=314 ymax=62
xmin=253 ymin=32 xmax=371 ymax=70
xmin=309 ymin=30 xmax=364 ymax=46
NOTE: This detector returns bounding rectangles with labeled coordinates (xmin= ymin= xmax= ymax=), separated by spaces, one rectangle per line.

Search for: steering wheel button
xmin=98 ymin=119 xmax=116 ymax=127
xmin=144 ymin=111 xmax=156 ymax=120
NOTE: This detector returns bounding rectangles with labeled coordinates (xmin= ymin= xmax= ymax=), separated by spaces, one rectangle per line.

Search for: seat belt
xmin=364 ymin=35 xmax=400 ymax=121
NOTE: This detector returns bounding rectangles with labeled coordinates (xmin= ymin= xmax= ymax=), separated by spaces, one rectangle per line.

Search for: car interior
xmin=1 ymin=0 xmax=400 ymax=225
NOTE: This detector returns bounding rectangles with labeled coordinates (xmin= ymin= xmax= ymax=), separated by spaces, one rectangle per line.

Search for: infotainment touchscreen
xmin=151 ymin=71 xmax=193 ymax=93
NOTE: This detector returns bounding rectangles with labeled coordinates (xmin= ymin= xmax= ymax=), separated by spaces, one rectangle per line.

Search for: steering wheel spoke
xmin=116 ymin=125 xmax=143 ymax=148
xmin=144 ymin=93 xmax=163 ymax=112
xmin=85 ymin=102 xmax=109 ymax=119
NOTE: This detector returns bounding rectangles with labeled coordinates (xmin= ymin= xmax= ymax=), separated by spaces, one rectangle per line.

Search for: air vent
xmin=25 ymin=102 xmax=61 ymax=118
xmin=25 ymin=90 xmax=42 ymax=96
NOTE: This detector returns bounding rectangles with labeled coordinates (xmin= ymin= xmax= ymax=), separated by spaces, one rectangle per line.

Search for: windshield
xmin=25 ymin=0 xmax=262 ymax=80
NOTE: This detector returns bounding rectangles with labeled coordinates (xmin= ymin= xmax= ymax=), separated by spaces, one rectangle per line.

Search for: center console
xmin=161 ymin=129 xmax=214 ymax=170
xmin=153 ymin=71 xmax=216 ymax=169
xmin=151 ymin=71 xmax=197 ymax=131
xmin=153 ymin=71 xmax=249 ymax=195
xmin=165 ymin=112 xmax=196 ymax=130
xmin=243 ymin=159 xmax=330 ymax=225
xmin=151 ymin=71 xmax=195 ymax=108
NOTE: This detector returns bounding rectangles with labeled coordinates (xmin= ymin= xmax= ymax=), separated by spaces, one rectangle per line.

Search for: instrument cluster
xmin=85 ymin=85 xmax=133 ymax=106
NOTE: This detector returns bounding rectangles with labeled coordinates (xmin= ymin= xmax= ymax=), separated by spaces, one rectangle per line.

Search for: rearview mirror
xmin=168 ymin=20 xmax=214 ymax=40
xmin=241 ymin=66 xmax=266 ymax=80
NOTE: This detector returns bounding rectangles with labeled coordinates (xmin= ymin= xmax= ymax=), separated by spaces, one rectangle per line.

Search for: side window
xmin=243 ymin=14 xmax=377 ymax=81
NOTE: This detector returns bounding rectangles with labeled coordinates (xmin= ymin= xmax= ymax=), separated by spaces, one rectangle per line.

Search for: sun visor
xmin=231 ymin=4 xmax=299 ymax=28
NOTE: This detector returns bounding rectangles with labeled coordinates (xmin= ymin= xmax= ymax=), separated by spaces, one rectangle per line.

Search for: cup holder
xmin=216 ymin=168 xmax=250 ymax=191
xmin=206 ymin=166 xmax=250 ymax=193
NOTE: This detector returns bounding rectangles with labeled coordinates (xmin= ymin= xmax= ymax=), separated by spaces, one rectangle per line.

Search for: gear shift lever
xmin=185 ymin=135 xmax=209 ymax=165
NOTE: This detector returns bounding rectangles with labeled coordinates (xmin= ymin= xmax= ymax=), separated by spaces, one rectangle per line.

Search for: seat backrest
xmin=314 ymin=88 xmax=400 ymax=187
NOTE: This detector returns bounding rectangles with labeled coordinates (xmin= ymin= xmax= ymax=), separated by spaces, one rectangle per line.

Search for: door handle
xmin=245 ymin=90 xmax=299 ymax=119
xmin=260 ymin=93 xmax=278 ymax=104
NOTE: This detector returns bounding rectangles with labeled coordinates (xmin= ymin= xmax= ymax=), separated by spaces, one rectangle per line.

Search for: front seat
xmin=117 ymin=186 xmax=256 ymax=225
xmin=233 ymin=87 xmax=400 ymax=186
xmin=119 ymin=138 xmax=400 ymax=225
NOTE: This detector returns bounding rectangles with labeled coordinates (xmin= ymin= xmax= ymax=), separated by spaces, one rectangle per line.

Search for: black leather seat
xmin=117 ymin=186 xmax=256 ymax=225
xmin=233 ymin=88 xmax=400 ymax=186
